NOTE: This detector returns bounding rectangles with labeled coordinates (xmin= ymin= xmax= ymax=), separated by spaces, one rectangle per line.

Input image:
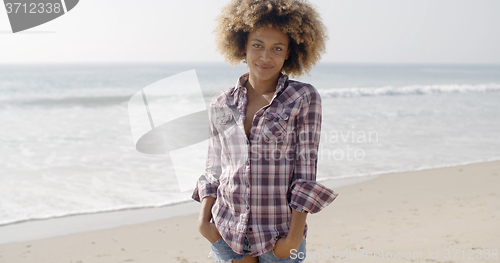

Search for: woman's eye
xmin=253 ymin=44 xmax=261 ymax=48
xmin=274 ymin=47 xmax=282 ymax=51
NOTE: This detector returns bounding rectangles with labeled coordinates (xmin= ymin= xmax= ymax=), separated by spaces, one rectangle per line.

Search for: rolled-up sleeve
xmin=289 ymin=86 xmax=338 ymax=214
xmin=192 ymin=103 xmax=222 ymax=202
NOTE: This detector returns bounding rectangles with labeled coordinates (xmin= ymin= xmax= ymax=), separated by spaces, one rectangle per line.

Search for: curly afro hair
xmin=214 ymin=0 xmax=328 ymax=77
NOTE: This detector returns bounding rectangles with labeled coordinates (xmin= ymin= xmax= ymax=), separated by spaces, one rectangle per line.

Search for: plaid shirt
xmin=192 ymin=72 xmax=338 ymax=257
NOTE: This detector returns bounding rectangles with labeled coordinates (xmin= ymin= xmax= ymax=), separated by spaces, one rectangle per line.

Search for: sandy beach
xmin=1 ymin=160 xmax=499 ymax=263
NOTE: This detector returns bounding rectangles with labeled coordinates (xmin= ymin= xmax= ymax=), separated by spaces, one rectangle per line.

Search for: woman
xmin=192 ymin=0 xmax=338 ymax=262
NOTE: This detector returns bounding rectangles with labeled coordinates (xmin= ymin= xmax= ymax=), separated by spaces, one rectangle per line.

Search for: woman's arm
xmin=272 ymin=86 xmax=337 ymax=258
xmin=272 ymin=209 xmax=307 ymax=258
xmin=197 ymin=196 xmax=221 ymax=243
xmin=198 ymin=196 xmax=216 ymax=222
xmin=193 ymin=101 xmax=224 ymax=243
xmin=287 ymin=209 xmax=307 ymax=243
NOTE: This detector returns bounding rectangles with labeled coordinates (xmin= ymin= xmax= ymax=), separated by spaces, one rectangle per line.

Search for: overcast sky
xmin=1 ymin=0 xmax=499 ymax=64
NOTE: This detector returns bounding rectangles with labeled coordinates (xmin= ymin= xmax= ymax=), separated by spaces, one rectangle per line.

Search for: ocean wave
xmin=2 ymin=83 xmax=499 ymax=107
xmin=318 ymin=83 xmax=500 ymax=98
xmin=0 ymin=95 xmax=133 ymax=107
xmin=0 ymin=93 xmax=212 ymax=108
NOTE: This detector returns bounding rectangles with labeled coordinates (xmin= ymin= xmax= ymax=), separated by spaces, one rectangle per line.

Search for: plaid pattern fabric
xmin=192 ymin=72 xmax=338 ymax=256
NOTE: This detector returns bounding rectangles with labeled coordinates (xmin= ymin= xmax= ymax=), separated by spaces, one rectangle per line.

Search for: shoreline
xmin=1 ymin=160 xmax=499 ymax=262
xmin=0 ymin=175 xmax=376 ymax=245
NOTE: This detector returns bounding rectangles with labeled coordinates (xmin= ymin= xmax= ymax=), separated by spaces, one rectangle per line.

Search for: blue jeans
xmin=210 ymin=234 xmax=307 ymax=262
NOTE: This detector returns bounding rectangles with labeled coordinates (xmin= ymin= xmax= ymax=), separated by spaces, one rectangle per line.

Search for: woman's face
xmin=245 ymin=26 xmax=290 ymax=83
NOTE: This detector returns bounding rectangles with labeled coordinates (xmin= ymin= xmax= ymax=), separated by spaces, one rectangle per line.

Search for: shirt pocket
xmin=214 ymin=111 xmax=237 ymax=140
xmin=214 ymin=109 xmax=241 ymax=167
xmin=262 ymin=111 xmax=290 ymax=142
xmin=262 ymin=97 xmax=303 ymax=142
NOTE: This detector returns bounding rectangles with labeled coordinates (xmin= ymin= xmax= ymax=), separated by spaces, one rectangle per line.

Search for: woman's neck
xmin=246 ymin=72 xmax=281 ymax=96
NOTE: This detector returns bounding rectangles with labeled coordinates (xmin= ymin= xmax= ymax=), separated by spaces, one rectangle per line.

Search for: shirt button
xmin=246 ymin=159 xmax=250 ymax=166
xmin=248 ymin=227 xmax=253 ymax=232
xmin=246 ymin=205 xmax=250 ymax=210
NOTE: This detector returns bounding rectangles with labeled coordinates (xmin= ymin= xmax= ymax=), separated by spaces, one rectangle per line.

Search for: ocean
xmin=1 ymin=63 xmax=499 ymax=226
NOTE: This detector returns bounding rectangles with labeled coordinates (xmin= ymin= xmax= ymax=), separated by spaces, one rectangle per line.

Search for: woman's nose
xmin=260 ymin=49 xmax=271 ymax=61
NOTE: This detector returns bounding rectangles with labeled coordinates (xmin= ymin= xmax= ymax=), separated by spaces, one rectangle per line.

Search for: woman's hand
xmin=198 ymin=220 xmax=221 ymax=243
xmin=271 ymin=235 xmax=302 ymax=259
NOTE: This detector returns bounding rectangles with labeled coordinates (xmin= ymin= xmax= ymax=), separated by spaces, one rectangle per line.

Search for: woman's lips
xmin=257 ymin=65 xmax=273 ymax=72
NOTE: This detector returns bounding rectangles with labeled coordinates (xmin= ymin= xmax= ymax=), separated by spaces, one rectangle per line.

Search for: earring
xmin=242 ymin=53 xmax=247 ymax=64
